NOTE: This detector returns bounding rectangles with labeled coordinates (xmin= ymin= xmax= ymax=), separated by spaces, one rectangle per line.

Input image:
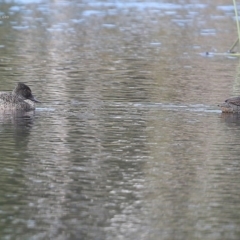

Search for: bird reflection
xmin=0 ymin=110 xmax=35 ymax=126
xmin=220 ymin=113 xmax=240 ymax=126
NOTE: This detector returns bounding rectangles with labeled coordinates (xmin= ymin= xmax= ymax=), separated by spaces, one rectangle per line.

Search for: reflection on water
xmin=0 ymin=111 xmax=35 ymax=155
xmin=0 ymin=0 xmax=240 ymax=239
xmin=220 ymin=113 xmax=240 ymax=125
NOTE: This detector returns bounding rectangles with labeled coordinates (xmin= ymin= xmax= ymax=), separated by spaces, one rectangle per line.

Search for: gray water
xmin=0 ymin=0 xmax=240 ymax=239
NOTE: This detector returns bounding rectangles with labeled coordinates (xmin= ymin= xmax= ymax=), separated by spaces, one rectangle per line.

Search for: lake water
xmin=0 ymin=0 xmax=240 ymax=239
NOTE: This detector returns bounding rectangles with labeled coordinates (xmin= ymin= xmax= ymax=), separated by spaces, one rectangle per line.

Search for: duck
xmin=218 ymin=96 xmax=240 ymax=113
xmin=0 ymin=82 xmax=40 ymax=111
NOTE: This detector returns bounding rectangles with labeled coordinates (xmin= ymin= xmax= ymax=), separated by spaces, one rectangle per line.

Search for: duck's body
xmin=219 ymin=96 xmax=240 ymax=113
xmin=0 ymin=83 xmax=40 ymax=111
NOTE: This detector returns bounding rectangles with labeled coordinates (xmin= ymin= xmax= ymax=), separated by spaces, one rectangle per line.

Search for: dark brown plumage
xmin=219 ymin=96 xmax=240 ymax=113
xmin=0 ymin=83 xmax=40 ymax=111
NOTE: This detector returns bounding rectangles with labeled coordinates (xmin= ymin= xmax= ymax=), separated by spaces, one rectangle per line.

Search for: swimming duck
xmin=0 ymin=82 xmax=40 ymax=111
xmin=218 ymin=96 xmax=240 ymax=113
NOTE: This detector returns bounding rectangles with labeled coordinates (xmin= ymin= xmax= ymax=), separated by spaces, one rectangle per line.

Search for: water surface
xmin=0 ymin=0 xmax=240 ymax=239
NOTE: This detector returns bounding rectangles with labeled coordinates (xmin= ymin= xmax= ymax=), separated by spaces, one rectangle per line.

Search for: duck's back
xmin=0 ymin=92 xmax=15 ymax=102
xmin=0 ymin=92 xmax=35 ymax=111
xmin=225 ymin=96 xmax=240 ymax=106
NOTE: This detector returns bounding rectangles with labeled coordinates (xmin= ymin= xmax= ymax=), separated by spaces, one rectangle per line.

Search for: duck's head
xmin=13 ymin=82 xmax=40 ymax=103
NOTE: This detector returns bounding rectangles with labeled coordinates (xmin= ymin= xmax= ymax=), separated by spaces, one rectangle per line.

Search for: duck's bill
xmin=30 ymin=95 xmax=41 ymax=103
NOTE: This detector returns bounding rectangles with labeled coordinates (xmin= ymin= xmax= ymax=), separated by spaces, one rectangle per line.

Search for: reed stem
xmin=233 ymin=0 xmax=240 ymax=48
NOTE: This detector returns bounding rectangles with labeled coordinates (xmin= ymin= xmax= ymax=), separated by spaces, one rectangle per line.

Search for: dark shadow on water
xmin=0 ymin=111 xmax=36 ymax=167
xmin=220 ymin=113 xmax=240 ymax=126
xmin=0 ymin=111 xmax=35 ymax=134
xmin=0 ymin=110 xmax=35 ymax=125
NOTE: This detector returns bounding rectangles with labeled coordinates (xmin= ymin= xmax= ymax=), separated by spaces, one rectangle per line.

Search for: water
xmin=0 ymin=0 xmax=240 ymax=239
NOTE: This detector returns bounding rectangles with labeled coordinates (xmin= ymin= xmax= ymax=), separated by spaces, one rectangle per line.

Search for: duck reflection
xmin=0 ymin=110 xmax=35 ymax=146
xmin=220 ymin=113 xmax=240 ymax=126
xmin=0 ymin=110 xmax=35 ymax=125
